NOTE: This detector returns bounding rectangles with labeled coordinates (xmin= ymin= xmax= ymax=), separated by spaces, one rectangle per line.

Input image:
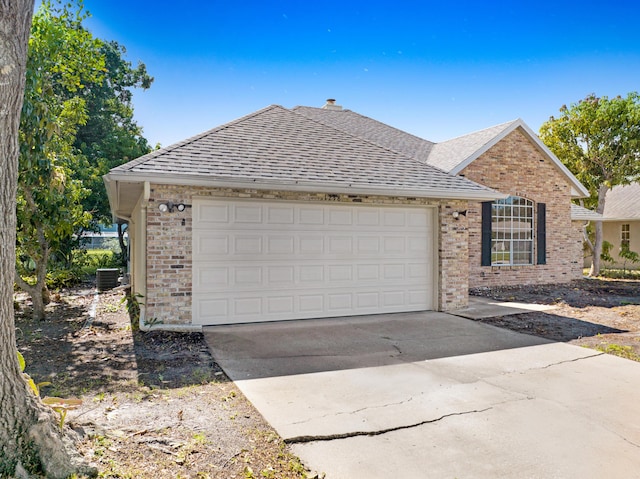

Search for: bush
xmin=45 ymin=249 xmax=122 ymax=290
xmin=598 ymin=269 xmax=640 ymax=280
xmin=46 ymin=268 xmax=83 ymax=289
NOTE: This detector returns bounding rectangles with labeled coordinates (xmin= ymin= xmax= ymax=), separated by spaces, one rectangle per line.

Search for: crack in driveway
xmin=291 ymin=397 xmax=415 ymax=426
xmin=285 ymin=407 xmax=493 ymax=444
xmin=533 ymin=351 xmax=604 ymax=369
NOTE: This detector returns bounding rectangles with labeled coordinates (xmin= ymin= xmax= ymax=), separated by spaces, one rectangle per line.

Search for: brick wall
xmin=144 ymin=185 xmax=471 ymax=324
xmin=462 ymin=128 xmax=582 ymax=287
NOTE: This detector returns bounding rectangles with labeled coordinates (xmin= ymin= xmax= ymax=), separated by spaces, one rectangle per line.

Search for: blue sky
xmin=72 ymin=0 xmax=640 ymax=147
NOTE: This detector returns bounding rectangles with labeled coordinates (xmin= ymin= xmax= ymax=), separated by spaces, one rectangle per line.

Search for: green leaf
xmin=17 ymin=351 xmax=26 ymax=372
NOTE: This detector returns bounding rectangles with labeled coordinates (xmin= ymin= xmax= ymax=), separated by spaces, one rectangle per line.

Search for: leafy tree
xmin=72 ymin=39 xmax=153 ymax=266
xmin=539 ymin=93 xmax=640 ymax=276
xmin=16 ymin=0 xmax=104 ymax=319
xmin=0 ymin=2 xmax=96 ymax=476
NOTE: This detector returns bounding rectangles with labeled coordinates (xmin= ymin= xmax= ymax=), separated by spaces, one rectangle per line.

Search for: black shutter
xmin=537 ymin=203 xmax=546 ymax=265
xmin=481 ymin=201 xmax=492 ymax=266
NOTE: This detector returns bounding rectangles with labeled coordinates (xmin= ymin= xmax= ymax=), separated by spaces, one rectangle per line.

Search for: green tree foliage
xmin=74 ymin=41 xmax=153 ymax=226
xmin=539 ymin=93 xmax=640 ymax=276
xmin=72 ymin=40 xmax=153 ymax=266
xmin=16 ymin=0 xmax=104 ymax=319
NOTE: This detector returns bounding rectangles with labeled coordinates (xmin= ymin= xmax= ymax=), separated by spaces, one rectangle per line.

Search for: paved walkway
xmin=204 ymin=311 xmax=640 ymax=479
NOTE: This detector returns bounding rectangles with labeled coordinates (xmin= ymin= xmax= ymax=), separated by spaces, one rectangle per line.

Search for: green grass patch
xmin=596 ymin=343 xmax=640 ymax=362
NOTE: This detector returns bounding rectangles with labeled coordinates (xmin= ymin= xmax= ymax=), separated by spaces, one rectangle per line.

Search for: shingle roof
xmin=602 ymin=183 xmax=640 ymax=220
xmin=110 ymin=105 xmax=497 ymax=198
xmin=426 ymin=120 xmax=519 ymax=173
xmin=571 ymin=204 xmax=603 ymax=221
xmin=293 ymin=106 xmax=435 ymax=165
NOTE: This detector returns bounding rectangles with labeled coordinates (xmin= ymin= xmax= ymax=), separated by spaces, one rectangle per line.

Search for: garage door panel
xmin=299 ymin=236 xmax=324 ymax=254
xmin=356 ymin=209 xmax=380 ymax=226
xmin=328 ymin=209 xmax=352 ymax=225
xmin=195 ymin=261 xmax=428 ymax=292
xmin=234 ymin=204 xmax=262 ymax=223
xmin=195 ymin=235 xmax=229 ymax=256
xmin=192 ymin=199 xmax=434 ymax=325
xmin=299 ymin=207 xmax=324 ymax=225
xmin=266 ymin=236 xmax=295 ymax=254
xmin=356 ymin=264 xmax=379 ymax=281
xmin=266 ymin=206 xmax=295 ymax=224
xmin=196 ymin=203 xmax=229 ymax=223
xmin=299 ymin=294 xmax=324 ymax=313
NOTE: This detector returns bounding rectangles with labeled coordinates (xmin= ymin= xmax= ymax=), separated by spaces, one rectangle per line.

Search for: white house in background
xmin=601 ymin=183 xmax=640 ymax=269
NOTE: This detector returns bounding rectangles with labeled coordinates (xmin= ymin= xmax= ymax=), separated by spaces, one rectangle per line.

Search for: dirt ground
xmin=15 ymin=286 xmax=315 ymax=479
xmin=14 ymin=277 xmax=640 ymax=478
xmin=471 ymin=278 xmax=640 ymax=360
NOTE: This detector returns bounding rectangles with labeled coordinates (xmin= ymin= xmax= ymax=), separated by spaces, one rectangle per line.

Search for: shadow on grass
xmin=471 ymin=278 xmax=640 ymax=309
xmin=15 ymin=290 xmax=228 ymax=398
xmin=130 ymin=327 xmax=229 ymax=390
xmin=478 ymin=311 xmax=627 ymax=343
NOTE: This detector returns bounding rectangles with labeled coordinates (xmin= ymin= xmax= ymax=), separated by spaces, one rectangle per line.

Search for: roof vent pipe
xmin=322 ymin=98 xmax=343 ymax=111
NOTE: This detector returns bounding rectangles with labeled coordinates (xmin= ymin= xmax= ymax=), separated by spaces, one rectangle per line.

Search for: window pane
xmin=490 ymin=196 xmax=534 ymax=266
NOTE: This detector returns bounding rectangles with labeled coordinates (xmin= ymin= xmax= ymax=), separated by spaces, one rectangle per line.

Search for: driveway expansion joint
xmin=284 ymin=407 xmax=493 ymax=444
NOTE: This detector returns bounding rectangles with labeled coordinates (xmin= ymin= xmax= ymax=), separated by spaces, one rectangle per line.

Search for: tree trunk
xmin=0 ymin=2 xmax=96 ymax=476
xmin=117 ymin=222 xmax=129 ymax=268
xmin=14 ymin=273 xmax=46 ymax=321
xmin=14 ymin=223 xmax=50 ymax=319
xmin=589 ymin=184 xmax=610 ymax=277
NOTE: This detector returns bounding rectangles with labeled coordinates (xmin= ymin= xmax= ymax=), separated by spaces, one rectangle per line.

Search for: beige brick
xmin=144 ymin=185 xmax=471 ymax=324
xmin=462 ymin=129 xmax=581 ymax=288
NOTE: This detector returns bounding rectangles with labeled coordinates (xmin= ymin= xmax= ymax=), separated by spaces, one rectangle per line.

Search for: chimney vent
xmin=322 ymin=98 xmax=342 ymax=111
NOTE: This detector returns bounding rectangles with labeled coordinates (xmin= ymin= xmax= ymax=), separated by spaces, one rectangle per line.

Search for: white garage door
xmin=192 ymin=198 xmax=435 ymax=325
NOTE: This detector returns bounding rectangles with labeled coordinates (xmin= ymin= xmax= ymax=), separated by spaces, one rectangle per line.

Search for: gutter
xmin=103 ymin=172 xmax=507 ymax=202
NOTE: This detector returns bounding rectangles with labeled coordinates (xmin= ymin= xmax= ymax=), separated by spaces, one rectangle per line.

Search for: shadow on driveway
xmin=204 ymin=311 xmax=551 ymax=380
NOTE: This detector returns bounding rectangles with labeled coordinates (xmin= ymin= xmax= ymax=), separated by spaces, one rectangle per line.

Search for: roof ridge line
xmin=293 ymin=105 xmax=437 ymax=146
xmin=436 ymin=119 xmax=521 ymax=145
xmin=291 ymin=106 xmax=447 ymax=173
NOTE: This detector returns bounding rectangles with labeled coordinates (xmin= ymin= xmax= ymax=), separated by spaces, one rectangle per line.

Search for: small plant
xmin=17 ymin=351 xmax=82 ymax=429
xmin=102 ymin=302 xmax=120 ymax=313
xmin=144 ymin=316 xmax=163 ymax=327
xmin=619 ymin=244 xmax=640 ymax=275
xmin=41 ymin=396 xmax=83 ymax=429
xmin=121 ymin=290 xmax=143 ymax=329
xmin=17 ymin=351 xmax=51 ymax=396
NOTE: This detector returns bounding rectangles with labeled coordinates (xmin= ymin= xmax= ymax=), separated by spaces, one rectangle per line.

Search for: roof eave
xmin=601 ymin=216 xmax=640 ymax=222
xmin=449 ymin=119 xmax=591 ymax=198
xmin=103 ymin=174 xmax=119 ymax=221
xmin=105 ymin=172 xmax=506 ymax=202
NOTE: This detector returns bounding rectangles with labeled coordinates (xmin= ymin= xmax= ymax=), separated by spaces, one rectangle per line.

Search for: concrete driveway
xmin=204 ymin=311 xmax=640 ymax=479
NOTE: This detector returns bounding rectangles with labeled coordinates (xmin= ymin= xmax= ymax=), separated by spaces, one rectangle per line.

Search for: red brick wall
xmin=462 ymin=128 xmax=582 ymax=287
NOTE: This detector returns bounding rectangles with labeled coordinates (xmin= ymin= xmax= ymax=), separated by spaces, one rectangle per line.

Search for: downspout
xmin=137 ymin=182 xmax=202 ymax=332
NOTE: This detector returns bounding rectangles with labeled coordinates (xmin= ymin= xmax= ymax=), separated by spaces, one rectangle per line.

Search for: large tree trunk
xmin=589 ymin=184 xmax=610 ymax=277
xmin=0 ymin=2 xmax=96 ymax=476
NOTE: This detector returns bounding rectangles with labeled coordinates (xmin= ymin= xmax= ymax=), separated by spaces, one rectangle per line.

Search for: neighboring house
xmin=601 ymin=183 xmax=640 ymax=269
xmin=80 ymin=223 xmax=126 ymax=250
xmin=105 ymin=100 xmax=590 ymax=330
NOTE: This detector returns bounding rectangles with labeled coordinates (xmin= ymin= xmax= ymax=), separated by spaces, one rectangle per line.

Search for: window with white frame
xmin=622 ymin=224 xmax=630 ymax=248
xmin=491 ymin=196 xmax=534 ymax=265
